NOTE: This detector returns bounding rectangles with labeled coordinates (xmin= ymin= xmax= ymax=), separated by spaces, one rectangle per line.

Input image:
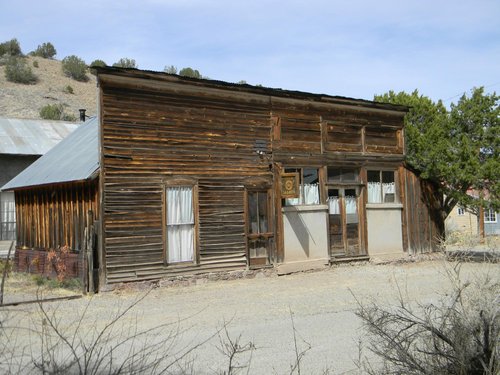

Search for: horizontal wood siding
xmin=271 ymin=100 xmax=405 ymax=161
xmin=101 ymin=82 xmax=272 ymax=283
xmin=15 ymin=180 xmax=99 ymax=252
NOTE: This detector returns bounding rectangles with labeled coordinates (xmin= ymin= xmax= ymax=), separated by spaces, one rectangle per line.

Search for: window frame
xmin=0 ymin=192 xmax=16 ymax=241
xmin=282 ymin=167 xmax=321 ymax=206
xmin=366 ymin=169 xmax=399 ymax=204
xmin=484 ymin=208 xmax=497 ymax=223
xmin=163 ymin=182 xmax=198 ymax=266
xmin=457 ymin=207 xmax=465 ymax=216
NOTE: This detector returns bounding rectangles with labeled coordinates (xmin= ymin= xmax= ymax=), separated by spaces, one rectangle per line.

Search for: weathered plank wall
xmin=403 ymin=168 xmax=443 ymax=253
xmin=100 ymin=78 xmax=273 ymax=283
xmin=97 ymin=69 xmax=409 ymax=284
xmin=15 ymin=180 xmax=99 ymax=252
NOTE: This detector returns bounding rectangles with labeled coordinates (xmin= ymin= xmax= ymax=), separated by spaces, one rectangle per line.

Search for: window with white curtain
xmin=284 ymin=168 xmax=320 ymax=206
xmin=166 ymin=186 xmax=194 ymax=263
xmin=0 ymin=192 xmax=16 ymax=241
xmin=367 ymin=170 xmax=397 ymax=203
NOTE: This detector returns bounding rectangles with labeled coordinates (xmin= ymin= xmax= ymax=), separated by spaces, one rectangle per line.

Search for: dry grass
xmin=0 ymin=56 xmax=97 ymax=120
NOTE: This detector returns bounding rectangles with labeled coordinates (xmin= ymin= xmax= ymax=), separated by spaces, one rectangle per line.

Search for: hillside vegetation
xmin=0 ymin=55 xmax=97 ymax=120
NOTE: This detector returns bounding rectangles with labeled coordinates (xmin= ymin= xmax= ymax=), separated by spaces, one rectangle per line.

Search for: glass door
xmin=327 ymin=187 xmax=363 ymax=257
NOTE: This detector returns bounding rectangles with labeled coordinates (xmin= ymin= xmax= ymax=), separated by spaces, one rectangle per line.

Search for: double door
xmin=327 ymin=187 xmax=364 ymax=257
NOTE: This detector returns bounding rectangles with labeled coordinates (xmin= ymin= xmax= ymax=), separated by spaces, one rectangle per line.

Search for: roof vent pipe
xmin=79 ymin=109 xmax=87 ymax=122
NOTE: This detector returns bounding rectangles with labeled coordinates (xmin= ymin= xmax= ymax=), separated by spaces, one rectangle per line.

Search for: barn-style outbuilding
xmin=2 ymin=67 xmax=442 ymax=290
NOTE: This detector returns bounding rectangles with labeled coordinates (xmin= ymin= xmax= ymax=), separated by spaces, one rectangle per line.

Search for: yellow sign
xmin=281 ymin=172 xmax=299 ymax=198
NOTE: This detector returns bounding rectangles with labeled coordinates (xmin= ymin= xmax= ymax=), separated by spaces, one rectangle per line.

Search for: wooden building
xmin=2 ymin=67 xmax=442 ymax=290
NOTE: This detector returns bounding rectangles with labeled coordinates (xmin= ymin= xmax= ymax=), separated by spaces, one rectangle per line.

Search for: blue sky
xmin=1 ymin=0 xmax=499 ymax=103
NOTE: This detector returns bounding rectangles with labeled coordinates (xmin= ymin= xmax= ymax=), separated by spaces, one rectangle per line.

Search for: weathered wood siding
xmin=97 ymin=69 xmax=411 ymax=284
xmin=403 ymin=168 xmax=443 ymax=252
xmin=15 ymin=180 xmax=99 ymax=251
xmin=99 ymin=77 xmax=273 ymax=283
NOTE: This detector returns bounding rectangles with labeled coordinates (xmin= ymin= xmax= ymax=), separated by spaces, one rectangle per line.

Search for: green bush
xmin=112 ymin=57 xmax=137 ymax=68
xmin=90 ymin=59 xmax=106 ymax=68
xmin=39 ymin=104 xmax=63 ymax=120
xmin=4 ymin=57 xmax=37 ymax=84
xmin=61 ymin=113 xmax=77 ymax=122
xmin=179 ymin=67 xmax=202 ymax=79
xmin=39 ymin=104 xmax=76 ymax=121
xmin=33 ymin=60 xmax=39 ymax=68
xmin=63 ymin=85 xmax=74 ymax=94
xmin=61 ymin=55 xmax=88 ymax=81
xmin=0 ymin=38 xmax=22 ymax=57
xmin=31 ymin=42 xmax=56 ymax=59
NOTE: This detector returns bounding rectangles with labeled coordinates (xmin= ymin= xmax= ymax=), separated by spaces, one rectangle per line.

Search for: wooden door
xmin=247 ymin=190 xmax=273 ymax=266
xmin=327 ymin=187 xmax=364 ymax=257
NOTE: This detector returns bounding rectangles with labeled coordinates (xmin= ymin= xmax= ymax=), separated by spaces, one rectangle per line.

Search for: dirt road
xmin=4 ymin=258 xmax=499 ymax=374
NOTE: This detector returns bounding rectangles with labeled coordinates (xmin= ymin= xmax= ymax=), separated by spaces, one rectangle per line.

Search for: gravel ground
xmin=3 ymin=257 xmax=499 ymax=374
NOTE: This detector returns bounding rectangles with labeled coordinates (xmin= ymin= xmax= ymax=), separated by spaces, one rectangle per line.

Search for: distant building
xmin=0 ymin=118 xmax=78 ymax=251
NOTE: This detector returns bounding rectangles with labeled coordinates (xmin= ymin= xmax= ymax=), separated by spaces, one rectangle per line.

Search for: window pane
xmin=167 ymin=187 xmax=193 ymax=225
xmin=382 ymin=171 xmax=394 ymax=184
xmin=367 ymin=182 xmax=381 ymax=203
xmin=303 ymin=168 xmax=319 ymax=204
xmin=168 ymin=225 xmax=194 ymax=262
xmin=327 ymin=189 xmax=340 ymax=214
xmin=367 ymin=170 xmax=380 ymax=183
xmin=303 ymin=168 xmax=318 ymax=184
xmin=166 ymin=186 xmax=194 ymax=262
xmin=258 ymin=192 xmax=268 ymax=233
xmin=327 ymin=168 xmax=341 ymax=182
xmin=382 ymin=171 xmax=395 ymax=202
xmin=248 ymin=192 xmax=258 ymax=234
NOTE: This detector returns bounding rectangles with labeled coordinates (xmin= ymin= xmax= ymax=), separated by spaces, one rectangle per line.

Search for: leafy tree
xmin=62 ymin=55 xmax=88 ymax=81
xmin=90 ymin=59 xmax=106 ymax=68
xmin=4 ymin=56 xmax=37 ymax=84
xmin=164 ymin=65 xmax=177 ymax=74
xmin=0 ymin=38 xmax=22 ymax=57
xmin=112 ymin=58 xmax=137 ymax=69
xmin=31 ymin=42 xmax=56 ymax=58
xmin=179 ymin=67 xmax=202 ymax=79
xmin=375 ymin=88 xmax=499 ymax=220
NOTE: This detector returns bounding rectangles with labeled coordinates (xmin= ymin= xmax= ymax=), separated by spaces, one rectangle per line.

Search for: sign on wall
xmin=281 ymin=172 xmax=300 ymax=198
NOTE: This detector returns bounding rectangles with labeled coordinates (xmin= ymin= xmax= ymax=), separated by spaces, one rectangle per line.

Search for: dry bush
xmin=0 ymin=291 xmax=219 ymax=374
xmin=354 ymin=262 xmax=499 ymax=375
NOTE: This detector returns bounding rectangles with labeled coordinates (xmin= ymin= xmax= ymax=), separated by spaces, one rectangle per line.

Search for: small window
xmin=457 ymin=207 xmax=465 ymax=216
xmin=166 ymin=186 xmax=195 ymax=263
xmin=327 ymin=167 xmax=358 ymax=183
xmin=0 ymin=192 xmax=16 ymax=241
xmin=283 ymin=167 xmax=320 ymax=206
xmin=367 ymin=170 xmax=397 ymax=203
xmin=484 ymin=209 xmax=497 ymax=223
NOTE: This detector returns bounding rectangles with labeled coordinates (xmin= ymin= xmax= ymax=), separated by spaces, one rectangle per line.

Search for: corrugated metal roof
xmin=0 ymin=118 xmax=79 ymax=155
xmin=1 ymin=117 xmax=99 ymax=191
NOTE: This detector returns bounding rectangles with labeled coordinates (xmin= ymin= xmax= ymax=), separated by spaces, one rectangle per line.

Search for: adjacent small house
xmin=0 ymin=118 xmax=78 ymax=255
xmin=2 ymin=68 xmax=443 ymax=290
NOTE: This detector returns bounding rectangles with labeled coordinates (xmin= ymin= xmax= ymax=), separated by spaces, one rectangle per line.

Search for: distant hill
xmin=0 ymin=56 xmax=97 ymax=121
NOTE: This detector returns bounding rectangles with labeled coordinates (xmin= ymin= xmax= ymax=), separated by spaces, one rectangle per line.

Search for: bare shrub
xmin=354 ymin=263 xmax=500 ymax=374
xmin=216 ymin=322 xmax=256 ymax=375
xmin=0 ymin=290 xmax=220 ymax=374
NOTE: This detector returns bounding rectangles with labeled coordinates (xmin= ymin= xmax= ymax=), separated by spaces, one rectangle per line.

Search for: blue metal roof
xmin=1 ymin=117 xmax=99 ymax=190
